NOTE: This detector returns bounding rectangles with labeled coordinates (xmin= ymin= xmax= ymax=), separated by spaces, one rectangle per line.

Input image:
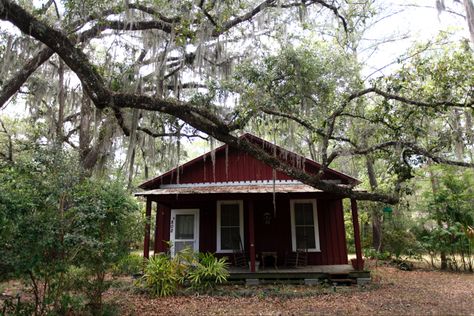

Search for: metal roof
xmin=136 ymin=184 xmax=327 ymax=196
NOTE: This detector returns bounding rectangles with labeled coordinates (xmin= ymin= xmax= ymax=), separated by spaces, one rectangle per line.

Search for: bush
xmin=112 ymin=253 xmax=143 ymax=276
xmin=363 ymin=248 xmax=391 ymax=260
xmin=142 ymin=254 xmax=180 ymax=297
xmin=0 ymin=149 xmax=141 ymax=315
xmin=382 ymin=219 xmax=422 ymax=259
xmin=186 ymin=253 xmax=229 ymax=292
xmin=1 ymin=297 xmax=36 ymax=316
xmin=141 ymin=251 xmax=229 ymax=296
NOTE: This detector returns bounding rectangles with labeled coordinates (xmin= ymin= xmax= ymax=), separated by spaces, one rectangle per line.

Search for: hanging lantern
xmin=263 ymin=212 xmax=272 ymax=225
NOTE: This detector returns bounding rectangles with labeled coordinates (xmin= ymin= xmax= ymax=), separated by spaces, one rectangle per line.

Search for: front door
xmin=170 ymin=209 xmax=199 ymax=256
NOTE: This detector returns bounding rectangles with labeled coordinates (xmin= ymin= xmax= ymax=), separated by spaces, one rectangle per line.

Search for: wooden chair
xmin=285 ymin=238 xmax=308 ymax=268
xmin=233 ymin=236 xmax=248 ymax=268
xmin=285 ymin=249 xmax=308 ymax=268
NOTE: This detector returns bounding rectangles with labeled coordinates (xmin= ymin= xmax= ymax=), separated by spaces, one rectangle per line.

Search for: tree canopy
xmin=0 ymin=0 xmax=473 ymax=204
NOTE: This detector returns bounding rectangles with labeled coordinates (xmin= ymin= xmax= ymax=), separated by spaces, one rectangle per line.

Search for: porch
xmin=137 ymin=184 xmax=365 ymax=275
xmin=228 ymin=264 xmax=370 ymax=284
xmin=139 ymin=192 xmax=365 ymax=272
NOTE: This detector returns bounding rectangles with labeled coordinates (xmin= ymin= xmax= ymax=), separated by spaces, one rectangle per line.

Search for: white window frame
xmin=216 ymin=200 xmax=244 ymax=253
xmin=290 ymin=199 xmax=320 ymax=252
xmin=170 ymin=209 xmax=200 ymax=256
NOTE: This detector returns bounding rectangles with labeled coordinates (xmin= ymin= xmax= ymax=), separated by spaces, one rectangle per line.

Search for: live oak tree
xmin=0 ymin=0 xmax=473 ymax=205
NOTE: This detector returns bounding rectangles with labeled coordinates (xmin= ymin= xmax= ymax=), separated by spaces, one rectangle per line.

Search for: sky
xmin=359 ymin=0 xmax=467 ymax=79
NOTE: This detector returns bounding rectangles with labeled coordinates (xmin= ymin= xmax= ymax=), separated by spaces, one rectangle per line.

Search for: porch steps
xmin=329 ymin=273 xmax=356 ymax=285
xmin=328 ymin=278 xmax=355 ymax=285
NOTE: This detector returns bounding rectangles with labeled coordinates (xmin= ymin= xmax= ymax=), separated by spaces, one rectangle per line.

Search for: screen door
xmin=170 ymin=209 xmax=199 ymax=256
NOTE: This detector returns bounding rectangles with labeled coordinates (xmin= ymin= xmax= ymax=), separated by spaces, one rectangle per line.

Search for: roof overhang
xmin=135 ymin=180 xmax=363 ymax=196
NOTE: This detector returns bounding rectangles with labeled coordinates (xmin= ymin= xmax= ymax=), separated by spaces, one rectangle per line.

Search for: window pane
xmin=295 ymin=226 xmax=316 ymax=249
xmin=221 ymin=204 xmax=240 ymax=227
xmin=295 ymin=203 xmax=314 ymax=226
xmin=174 ymin=241 xmax=194 ymax=253
xmin=175 ymin=214 xmax=194 ymax=239
xmin=221 ymin=227 xmax=240 ymax=250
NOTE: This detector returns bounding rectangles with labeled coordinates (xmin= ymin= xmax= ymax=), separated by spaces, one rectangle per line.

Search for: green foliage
xmin=231 ymin=41 xmax=359 ymax=112
xmin=0 ymin=147 xmax=141 ymax=314
xmin=225 ymin=41 xmax=361 ymax=157
xmin=67 ymin=177 xmax=141 ymax=271
xmin=0 ymin=149 xmax=81 ymax=314
xmin=411 ymin=166 xmax=474 ymax=271
xmin=382 ymin=217 xmax=422 ymax=259
xmin=363 ymin=248 xmax=391 ymax=260
xmin=431 ymin=185 xmax=473 ymax=269
xmin=141 ymin=250 xmax=229 ymax=297
xmin=66 ymin=178 xmax=140 ymax=314
xmin=142 ymin=254 xmax=181 ymax=297
xmin=186 ymin=253 xmax=230 ymax=292
xmin=1 ymin=297 xmax=36 ymax=316
xmin=112 ymin=253 xmax=144 ymax=276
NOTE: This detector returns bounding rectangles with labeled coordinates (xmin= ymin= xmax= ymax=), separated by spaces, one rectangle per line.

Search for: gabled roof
xmin=138 ymin=133 xmax=360 ymax=190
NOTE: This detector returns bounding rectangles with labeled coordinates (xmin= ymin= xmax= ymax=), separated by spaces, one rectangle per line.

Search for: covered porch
xmin=137 ymin=182 xmax=365 ymax=276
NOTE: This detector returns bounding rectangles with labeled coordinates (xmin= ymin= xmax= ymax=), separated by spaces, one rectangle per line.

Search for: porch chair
xmin=285 ymin=238 xmax=308 ymax=268
xmin=232 ymin=235 xmax=248 ymax=268
xmin=284 ymin=249 xmax=308 ymax=268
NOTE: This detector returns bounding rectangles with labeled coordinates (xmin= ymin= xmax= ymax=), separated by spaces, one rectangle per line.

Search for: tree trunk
xmin=306 ymin=136 xmax=317 ymax=161
xmin=127 ymin=147 xmax=136 ymax=189
xmin=78 ymin=92 xmax=115 ymax=172
xmin=79 ymin=92 xmax=92 ymax=164
xmin=465 ymin=109 xmax=474 ymax=163
xmin=56 ymin=59 xmax=65 ymax=143
xmin=428 ymin=165 xmax=448 ymax=270
xmin=464 ymin=0 xmax=474 ymax=44
xmin=452 ymin=109 xmax=464 ymax=160
xmin=366 ymin=155 xmax=383 ymax=251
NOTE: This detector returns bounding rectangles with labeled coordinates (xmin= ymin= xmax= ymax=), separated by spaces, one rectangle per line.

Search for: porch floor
xmin=228 ymin=264 xmax=369 ymax=282
xmin=230 ymin=264 xmax=354 ymax=274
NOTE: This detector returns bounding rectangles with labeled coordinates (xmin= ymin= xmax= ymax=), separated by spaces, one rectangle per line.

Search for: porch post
xmin=248 ymin=200 xmax=256 ymax=272
xmin=153 ymin=202 xmax=159 ymax=255
xmin=143 ymin=197 xmax=152 ymax=259
xmin=350 ymin=198 xmax=364 ymax=270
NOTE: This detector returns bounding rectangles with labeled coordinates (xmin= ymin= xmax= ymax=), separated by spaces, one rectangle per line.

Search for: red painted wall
xmin=164 ymin=147 xmax=290 ymax=185
xmin=160 ymin=146 xmax=349 ymax=185
xmin=140 ymin=134 xmax=358 ymax=189
xmin=152 ymin=193 xmax=348 ymax=265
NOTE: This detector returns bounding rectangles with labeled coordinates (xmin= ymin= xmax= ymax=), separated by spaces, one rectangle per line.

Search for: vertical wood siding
xmin=161 ymin=146 xmax=349 ymax=185
xmin=140 ymin=133 xmax=358 ymax=190
xmin=155 ymin=194 xmax=348 ymax=265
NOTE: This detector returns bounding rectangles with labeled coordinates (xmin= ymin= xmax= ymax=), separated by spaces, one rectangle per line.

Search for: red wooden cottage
xmin=137 ymin=133 xmax=366 ymax=281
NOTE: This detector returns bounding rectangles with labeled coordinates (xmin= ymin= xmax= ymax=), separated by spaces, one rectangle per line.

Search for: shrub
xmin=112 ymin=253 xmax=143 ymax=276
xmin=142 ymin=254 xmax=180 ymax=297
xmin=141 ymin=251 xmax=229 ymax=296
xmin=0 ymin=149 xmax=141 ymax=315
xmin=382 ymin=219 xmax=422 ymax=259
xmin=186 ymin=253 xmax=229 ymax=292
xmin=363 ymin=248 xmax=391 ymax=260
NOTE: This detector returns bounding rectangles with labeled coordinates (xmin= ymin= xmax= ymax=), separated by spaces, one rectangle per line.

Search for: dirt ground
xmin=106 ymin=265 xmax=474 ymax=315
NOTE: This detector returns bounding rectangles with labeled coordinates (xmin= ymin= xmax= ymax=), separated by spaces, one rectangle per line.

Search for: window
xmin=217 ymin=200 xmax=244 ymax=253
xmin=290 ymin=199 xmax=320 ymax=252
